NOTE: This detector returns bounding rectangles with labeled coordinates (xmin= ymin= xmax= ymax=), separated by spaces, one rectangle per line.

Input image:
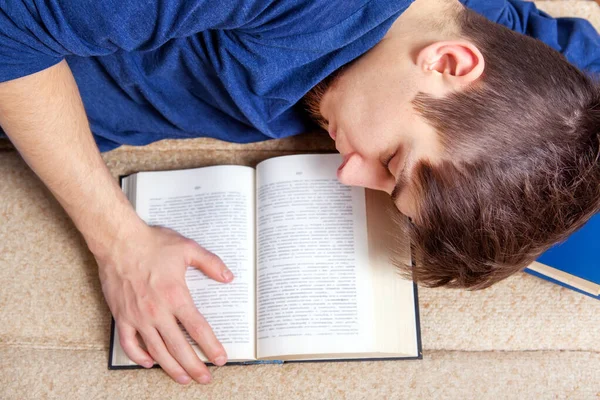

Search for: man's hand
xmin=98 ymin=224 xmax=234 ymax=385
xmin=0 ymin=61 xmax=230 ymax=385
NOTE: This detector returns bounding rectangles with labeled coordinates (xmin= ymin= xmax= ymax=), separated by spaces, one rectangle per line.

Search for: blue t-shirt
xmin=1 ymin=0 xmax=599 ymax=152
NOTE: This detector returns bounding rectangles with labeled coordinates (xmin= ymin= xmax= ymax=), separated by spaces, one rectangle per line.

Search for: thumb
xmin=185 ymin=241 xmax=234 ymax=283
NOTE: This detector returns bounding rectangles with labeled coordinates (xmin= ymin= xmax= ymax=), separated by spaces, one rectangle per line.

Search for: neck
xmin=302 ymin=0 xmax=463 ymax=131
xmin=386 ymin=0 xmax=463 ymax=39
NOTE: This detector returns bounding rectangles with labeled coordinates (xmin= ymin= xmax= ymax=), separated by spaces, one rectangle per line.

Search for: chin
xmin=302 ymin=66 xmax=346 ymax=131
xmin=302 ymin=82 xmax=329 ymax=130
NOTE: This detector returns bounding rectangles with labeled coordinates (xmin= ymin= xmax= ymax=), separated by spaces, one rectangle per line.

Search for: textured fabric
xmin=1 ymin=0 xmax=599 ymax=152
xmin=2 ymin=348 xmax=600 ymax=399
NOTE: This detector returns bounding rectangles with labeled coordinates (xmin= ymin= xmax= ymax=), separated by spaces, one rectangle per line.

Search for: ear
xmin=416 ymin=41 xmax=484 ymax=93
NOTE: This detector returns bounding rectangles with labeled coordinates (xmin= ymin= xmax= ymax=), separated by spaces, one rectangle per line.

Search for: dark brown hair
xmin=402 ymin=7 xmax=600 ymax=289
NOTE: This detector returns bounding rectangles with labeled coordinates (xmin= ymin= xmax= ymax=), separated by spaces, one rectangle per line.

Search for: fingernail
xmin=143 ymin=360 xmax=153 ymax=368
xmin=177 ymin=375 xmax=192 ymax=385
xmin=199 ymin=374 xmax=212 ymax=384
xmin=214 ymin=355 xmax=227 ymax=366
xmin=222 ymin=269 xmax=234 ymax=282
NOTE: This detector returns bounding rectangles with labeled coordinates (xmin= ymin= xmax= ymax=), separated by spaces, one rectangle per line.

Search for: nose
xmin=337 ymin=153 xmax=395 ymax=192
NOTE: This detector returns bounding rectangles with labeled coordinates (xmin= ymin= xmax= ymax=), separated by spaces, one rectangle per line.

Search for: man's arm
xmin=462 ymin=0 xmax=600 ymax=74
xmin=0 ymin=60 xmax=230 ymax=384
xmin=0 ymin=61 xmax=137 ymax=255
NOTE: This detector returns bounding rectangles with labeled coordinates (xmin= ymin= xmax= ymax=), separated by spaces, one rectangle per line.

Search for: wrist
xmin=85 ymin=207 xmax=149 ymax=264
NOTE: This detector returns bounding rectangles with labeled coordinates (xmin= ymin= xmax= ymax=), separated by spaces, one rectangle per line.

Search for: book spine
xmin=525 ymin=269 xmax=600 ymax=300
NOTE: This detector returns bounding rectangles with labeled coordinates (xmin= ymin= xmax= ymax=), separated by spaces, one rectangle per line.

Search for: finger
xmin=139 ymin=327 xmax=192 ymax=385
xmin=117 ymin=321 xmax=154 ymax=368
xmin=185 ymin=241 xmax=233 ymax=283
xmin=175 ymin=300 xmax=228 ymax=367
xmin=157 ymin=314 xmax=213 ymax=385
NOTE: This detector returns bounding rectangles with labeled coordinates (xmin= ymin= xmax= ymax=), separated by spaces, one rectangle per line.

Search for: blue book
xmin=525 ymin=214 xmax=600 ymax=300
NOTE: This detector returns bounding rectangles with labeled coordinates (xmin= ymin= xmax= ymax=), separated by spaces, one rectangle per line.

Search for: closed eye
xmin=382 ymin=150 xmax=398 ymax=170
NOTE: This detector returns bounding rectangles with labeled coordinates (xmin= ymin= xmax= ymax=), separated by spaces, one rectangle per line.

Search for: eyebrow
xmin=391 ymin=176 xmax=405 ymax=203
xmin=390 ymin=158 xmax=409 ymax=203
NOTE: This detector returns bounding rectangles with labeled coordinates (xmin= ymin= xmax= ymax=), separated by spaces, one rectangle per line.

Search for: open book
xmin=109 ymin=154 xmax=421 ymax=368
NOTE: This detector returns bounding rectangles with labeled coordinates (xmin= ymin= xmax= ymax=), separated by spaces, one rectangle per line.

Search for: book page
xmin=527 ymin=262 xmax=600 ymax=296
xmin=365 ymin=189 xmax=418 ymax=358
xmin=255 ymin=154 xmax=375 ymax=359
xmin=116 ymin=166 xmax=256 ymax=365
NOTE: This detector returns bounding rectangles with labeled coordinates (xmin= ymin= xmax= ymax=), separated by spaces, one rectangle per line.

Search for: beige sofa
xmin=1 ymin=2 xmax=600 ymax=399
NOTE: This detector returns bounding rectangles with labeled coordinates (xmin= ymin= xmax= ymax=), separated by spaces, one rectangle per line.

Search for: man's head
xmin=304 ymin=0 xmax=600 ymax=289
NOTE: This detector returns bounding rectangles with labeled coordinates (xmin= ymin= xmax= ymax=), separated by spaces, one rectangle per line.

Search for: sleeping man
xmin=0 ymin=0 xmax=598 ymax=385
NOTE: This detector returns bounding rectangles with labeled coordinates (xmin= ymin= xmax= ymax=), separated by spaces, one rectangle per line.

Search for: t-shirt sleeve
xmin=0 ymin=0 xmax=267 ymax=82
xmin=462 ymin=0 xmax=600 ymax=74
